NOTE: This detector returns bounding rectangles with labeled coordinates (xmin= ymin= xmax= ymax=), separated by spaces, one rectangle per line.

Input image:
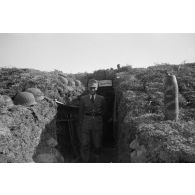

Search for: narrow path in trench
xmin=62 ymin=143 xmax=118 ymax=163
xmin=100 ymin=145 xmax=117 ymax=163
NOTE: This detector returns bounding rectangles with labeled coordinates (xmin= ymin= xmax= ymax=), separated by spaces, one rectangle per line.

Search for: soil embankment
xmin=0 ymin=99 xmax=57 ymax=162
xmin=115 ymin=63 xmax=195 ymax=162
xmin=0 ymin=68 xmax=84 ymax=162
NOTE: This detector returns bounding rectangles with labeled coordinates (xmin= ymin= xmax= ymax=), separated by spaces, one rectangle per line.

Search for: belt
xmin=85 ymin=113 xmax=102 ymax=117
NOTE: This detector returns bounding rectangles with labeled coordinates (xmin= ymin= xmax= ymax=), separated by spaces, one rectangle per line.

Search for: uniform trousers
xmin=80 ymin=115 xmax=103 ymax=162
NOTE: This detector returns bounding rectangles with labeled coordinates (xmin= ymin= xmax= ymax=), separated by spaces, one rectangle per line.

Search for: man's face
xmin=89 ymin=87 xmax=97 ymax=95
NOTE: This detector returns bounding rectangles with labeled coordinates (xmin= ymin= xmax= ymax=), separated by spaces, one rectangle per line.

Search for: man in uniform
xmin=79 ymin=79 xmax=106 ymax=162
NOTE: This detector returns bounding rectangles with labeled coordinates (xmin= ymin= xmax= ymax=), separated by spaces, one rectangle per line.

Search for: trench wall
xmin=0 ymin=99 xmax=60 ymax=162
xmin=0 ymin=68 xmax=85 ymax=163
xmin=115 ymin=64 xmax=195 ymax=163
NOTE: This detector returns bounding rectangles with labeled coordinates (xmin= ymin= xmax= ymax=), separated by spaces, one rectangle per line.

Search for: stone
xmin=129 ymin=138 xmax=139 ymax=150
xmin=46 ymin=137 xmax=58 ymax=147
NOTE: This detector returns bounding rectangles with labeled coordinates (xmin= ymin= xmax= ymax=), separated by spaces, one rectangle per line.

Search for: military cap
xmin=88 ymin=79 xmax=98 ymax=88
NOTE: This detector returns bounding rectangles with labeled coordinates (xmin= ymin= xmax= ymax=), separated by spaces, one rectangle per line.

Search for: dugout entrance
xmin=96 ymin=80 xmax=116 ymax=147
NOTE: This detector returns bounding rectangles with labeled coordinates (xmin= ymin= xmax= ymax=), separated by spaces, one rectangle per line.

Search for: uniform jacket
xmin=79 ymin=94 xmax=106 ymax=125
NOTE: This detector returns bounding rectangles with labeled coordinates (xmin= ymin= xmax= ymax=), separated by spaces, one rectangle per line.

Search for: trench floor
xmin=100 ymin=146 xmax=117 ymax=163
xmin=63 ymin=145 xmax=117 ymax=163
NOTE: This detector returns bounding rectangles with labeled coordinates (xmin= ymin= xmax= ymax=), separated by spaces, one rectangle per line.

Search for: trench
xmin=34 ymin=66 xmax=195 ymax=163
xmin=56 ymin=85 xmax=118 ymax=163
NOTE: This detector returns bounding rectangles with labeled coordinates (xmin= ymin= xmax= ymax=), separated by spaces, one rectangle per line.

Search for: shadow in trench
xmin=56 ymin=103 xmax=81 ymax=162
xmin=32 ymin=117 xmax=65 ymax=163
xmin=97 ymin=85 xmax=118 ymax=163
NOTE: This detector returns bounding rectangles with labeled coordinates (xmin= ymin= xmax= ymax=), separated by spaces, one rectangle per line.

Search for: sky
xmin=0 ymin=33 xmax=195 ymax=73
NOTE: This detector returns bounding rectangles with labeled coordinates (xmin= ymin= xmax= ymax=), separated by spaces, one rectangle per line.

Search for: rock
xmin=46 ymin=137 xmax=58 ymax=147
xmin=129 ymin=138 xmax=139 ymax=150
xmin=130 ymin=142 xmax=147 ymax=163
